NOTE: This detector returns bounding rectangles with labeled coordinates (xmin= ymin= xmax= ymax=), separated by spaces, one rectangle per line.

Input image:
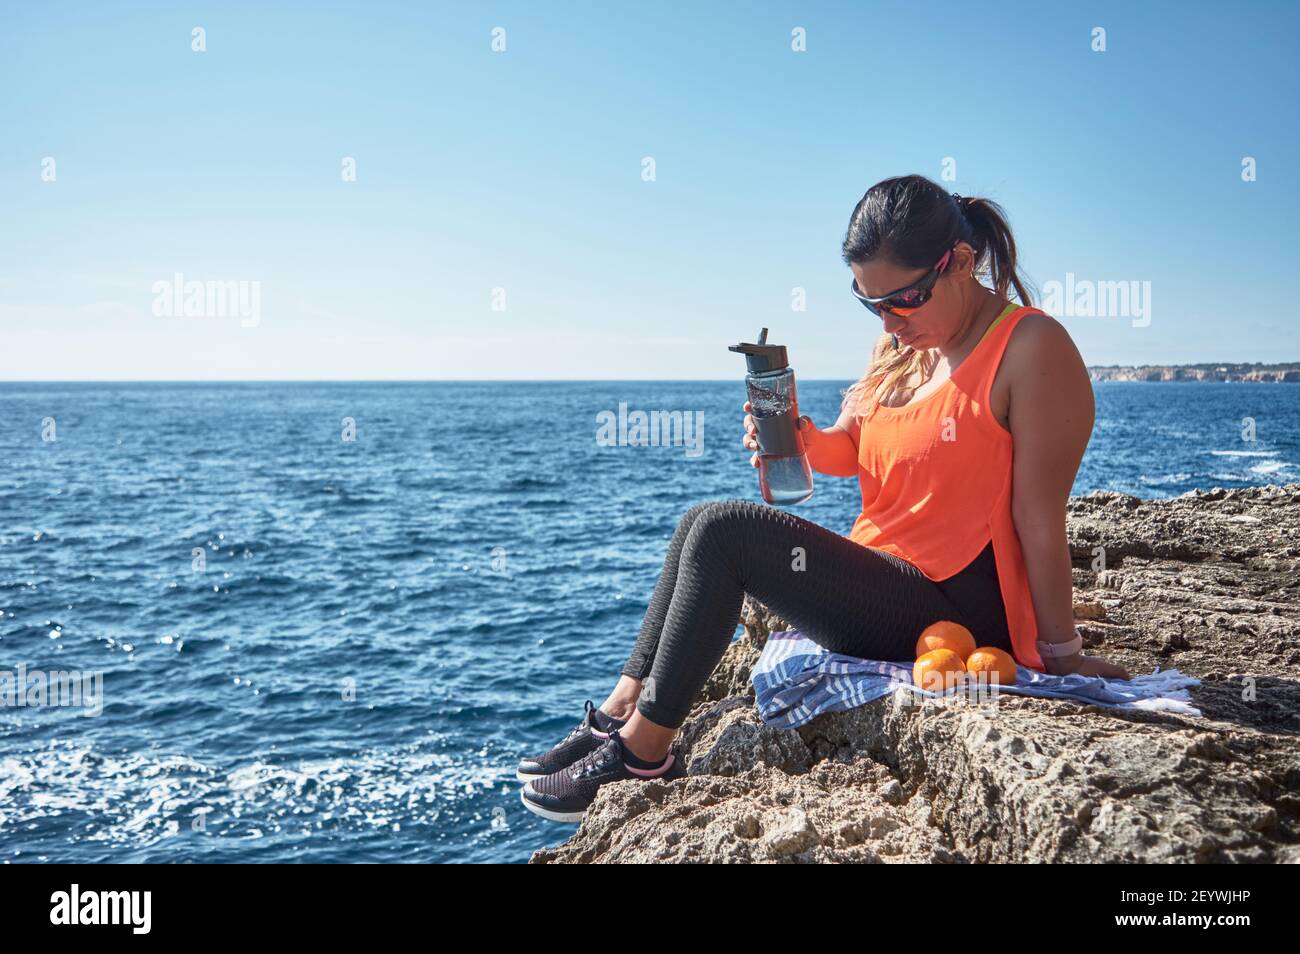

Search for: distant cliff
xmin=1089 ymin=362 xmax=1300 ymax=383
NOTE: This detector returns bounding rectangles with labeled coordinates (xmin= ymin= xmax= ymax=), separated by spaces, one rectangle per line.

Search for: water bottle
xmin=728 ymin=327 xmax=814 ymax=506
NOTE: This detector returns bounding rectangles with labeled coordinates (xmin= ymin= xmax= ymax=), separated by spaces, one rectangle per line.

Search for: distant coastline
xmin=1088 ymin=362 xmax=1300 ymax=383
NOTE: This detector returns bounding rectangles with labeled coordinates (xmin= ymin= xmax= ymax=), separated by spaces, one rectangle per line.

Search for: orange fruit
xmin=912 ymin=648 xmax=967 ymax=693
xmin=916 ymin=620 xmax=976 ymax=662
xmin=965 ymin=647 xmax=1018 ymax=687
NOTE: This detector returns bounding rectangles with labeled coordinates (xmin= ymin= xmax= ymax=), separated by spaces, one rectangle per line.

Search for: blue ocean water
xmin=1 ymin=380 xmax=1297 ymax=863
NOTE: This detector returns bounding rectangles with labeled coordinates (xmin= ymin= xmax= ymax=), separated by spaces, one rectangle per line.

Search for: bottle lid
xmin=728 ymin=327 xmax=789 ymax=373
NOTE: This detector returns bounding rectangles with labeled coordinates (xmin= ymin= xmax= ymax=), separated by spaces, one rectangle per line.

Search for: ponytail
xmin=956 ymin=195 xmax=1035 ymax=307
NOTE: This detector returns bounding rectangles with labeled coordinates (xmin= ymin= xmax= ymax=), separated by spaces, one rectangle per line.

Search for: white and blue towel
xmin=751 ymin=631 xmax=1202 ymax=729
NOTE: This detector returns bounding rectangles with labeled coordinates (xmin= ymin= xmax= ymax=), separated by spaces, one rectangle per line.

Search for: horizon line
xmin=3 ymin=375 xmax=1300 ymax=386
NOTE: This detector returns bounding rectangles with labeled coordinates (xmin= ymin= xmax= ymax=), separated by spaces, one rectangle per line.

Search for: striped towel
xmin=751 ymin=631 xmax=1202 ymax=729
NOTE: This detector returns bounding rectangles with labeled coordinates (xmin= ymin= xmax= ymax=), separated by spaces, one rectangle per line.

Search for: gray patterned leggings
xmin=621 ymin=499 xmax=1013 ymax=728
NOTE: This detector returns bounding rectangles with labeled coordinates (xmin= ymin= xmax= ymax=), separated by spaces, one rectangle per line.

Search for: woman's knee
xmin=678 ymin=498 xmax=746 ymax=530
xmin=681 ymin=499 xmax=761 ymax=561
xmin=679 ymin=500 xmax=717 ymax=524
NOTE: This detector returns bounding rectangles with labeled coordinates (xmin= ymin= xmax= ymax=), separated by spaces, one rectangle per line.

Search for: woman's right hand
xmin=742 ymin=401 xmax=760 ymax=468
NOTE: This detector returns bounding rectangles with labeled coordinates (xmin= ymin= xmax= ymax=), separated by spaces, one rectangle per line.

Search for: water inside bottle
xmin=759 ymin=454 xmax=814 ymax=505
xmin=747 ymin=383 xmax=789 ymax=418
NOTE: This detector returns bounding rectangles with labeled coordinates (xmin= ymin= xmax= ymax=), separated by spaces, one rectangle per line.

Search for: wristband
xmin=1036 ymin=627 xmax=1083 ymax=660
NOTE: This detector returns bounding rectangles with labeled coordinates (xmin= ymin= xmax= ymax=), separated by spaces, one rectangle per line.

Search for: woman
xmin=518 ymin=174 xmax=1132 ymax=823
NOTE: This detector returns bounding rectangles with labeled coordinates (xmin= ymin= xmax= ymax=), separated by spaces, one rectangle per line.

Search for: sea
xmin=1 ymin=380 xmax=1297 ymax=863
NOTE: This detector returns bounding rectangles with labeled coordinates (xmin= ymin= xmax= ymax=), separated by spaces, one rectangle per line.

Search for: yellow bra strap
xmin=978 ymin=301 xmax=1019 ymax=345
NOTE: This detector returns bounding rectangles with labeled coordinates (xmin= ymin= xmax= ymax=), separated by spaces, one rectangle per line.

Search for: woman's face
xmin=850 ymin=243 xmax=977 ymax=350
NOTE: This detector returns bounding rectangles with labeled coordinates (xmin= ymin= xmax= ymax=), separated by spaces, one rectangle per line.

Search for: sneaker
xmin=520 ymin=729 xmax=684 ymax=823
xmin=516 ymin=700 xmax=624 ymax=782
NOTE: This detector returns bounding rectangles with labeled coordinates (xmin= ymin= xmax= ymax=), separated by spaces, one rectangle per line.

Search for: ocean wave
xmin=1138 ymin=472 xmax=1193 ymax=486
xmin=0 ymin=736 xmax=515 ymax=861
xmin=502 ymin=475 xmax=562 ymax=490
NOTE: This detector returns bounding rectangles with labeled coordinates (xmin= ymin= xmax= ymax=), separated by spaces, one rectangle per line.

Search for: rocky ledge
xmin=531 ymin=484 xmax=1300 ymax=864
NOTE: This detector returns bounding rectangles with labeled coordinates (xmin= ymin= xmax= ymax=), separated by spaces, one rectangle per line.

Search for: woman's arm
xmin=796 ymin=412 xmax=859 ymax=477
xmin=1006 ymin=315 xmax=1131 ymax=679
xmin=744 ymin=400 xmax=861 ymax=477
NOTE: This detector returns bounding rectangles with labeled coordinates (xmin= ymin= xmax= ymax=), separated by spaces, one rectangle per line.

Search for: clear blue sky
xmin=2 ymin=1 xmax=1296 ymax=380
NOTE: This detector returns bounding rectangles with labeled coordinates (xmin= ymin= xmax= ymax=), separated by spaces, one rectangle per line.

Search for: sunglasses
xmin=850 ymin=246 xmax=955 ymax=317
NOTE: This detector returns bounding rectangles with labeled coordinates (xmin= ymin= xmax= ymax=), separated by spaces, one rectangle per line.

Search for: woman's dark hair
xmin=841 ymin=174 xmax=1033 ymax=306
xmin=838 ymin=174 xmax=1034 ymax=420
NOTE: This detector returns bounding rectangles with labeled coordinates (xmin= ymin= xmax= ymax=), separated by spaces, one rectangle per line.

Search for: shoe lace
xmin=561 ymin=700 xmax=597 ymax=744
xmin=570 ymin=729 xmax=621 ymax=779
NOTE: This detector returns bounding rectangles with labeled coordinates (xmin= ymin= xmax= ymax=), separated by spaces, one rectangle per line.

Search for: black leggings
xmin=621 ymin=499 xmax=1013 ymax=729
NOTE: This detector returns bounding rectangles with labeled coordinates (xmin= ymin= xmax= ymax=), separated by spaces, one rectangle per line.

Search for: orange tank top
xmin=849 ymin=302 xmax=1047 ymax=672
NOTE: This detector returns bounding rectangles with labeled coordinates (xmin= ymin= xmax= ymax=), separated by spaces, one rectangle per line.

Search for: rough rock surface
xmin=531 ymin=485 xmax=1300 ymax=864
